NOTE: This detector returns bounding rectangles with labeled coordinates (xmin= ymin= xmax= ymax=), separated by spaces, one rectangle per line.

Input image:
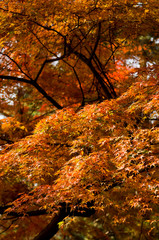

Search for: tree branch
xmin=63 ymin=60 xmax=85 ymax=106
xmin=33 ymin=81 xmax=63 ymax=109
xmin=30 ymin=20 xmax=67 ymax=58
xmin=0 ymin=75 xmax=63 ymax=109
xmin=72 ymin=50 xmax=113 ymax=99
xmin=72 ymin=67 xmax=85 ymax=106
xmin=0 ymin=218 xmax=18 ymax=235
xmin=0 ymin=75 xmax=32 ymax=84
xmin=0 ymin=203 xmax=95 ymax=240
xmin=0 ymin=52 xmax=32 ymax=80
xmin=0 ymin=205 xmax=47 ymax=217
xmin=0 ymin=162 xmax=158 ymax=239
xmin=33 ymin=204 xmax=95 ymax=240
xmin=89 ymin=22 xmax=101 ymax=61
xmin=34 ymin=56 xmax=66 ymax=83
xmin=33 ymin=206 xmax=67 ymax=240
xmin=93 ymin=53 xmax=117 ymax=97
xmin=0 ymin=136 xmax=14 ymax=144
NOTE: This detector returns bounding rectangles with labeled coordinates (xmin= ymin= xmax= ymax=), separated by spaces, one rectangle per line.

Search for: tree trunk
xmin=34 ymin=207 xmax=68 ymax=240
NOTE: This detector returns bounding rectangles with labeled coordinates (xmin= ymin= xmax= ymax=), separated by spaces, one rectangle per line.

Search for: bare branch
xmin=30 ymin=30 xmax=54 ymax=55
xmin=67 ymin=24 xmax=96 ymax=54
xmin=0 ymin=52 xmax=32 ymax=80
xmin=0 ymin=75 xmax=63 ymax=109
xmin=34 ymin=55 xmax=66 ymax=83
xmin=89 ymin=22 xmax=101 ymax=61
xmin=0 ymin=137 xmax=14 ymax=144
xmin=30 ymin=21 xmax=67 ymax=57
xmin=72 ymin=67 xmax=85 ymax=106
xmin=0 ymin=75 xmax=32 ymax=84
xmin=31 ymin=21 xmax=65 ymax=38
xmin=0 ymin=219 xmax=18 ymax=235
xmin=93 ymin=53 xmax=117 ymax=97
xmin=32 ymin=82 xmax=63 ymax=109
xmin=69 ymin=48 xmax=113 ymax=99
xmin=63 ymin=60 xmax=85 ymax=106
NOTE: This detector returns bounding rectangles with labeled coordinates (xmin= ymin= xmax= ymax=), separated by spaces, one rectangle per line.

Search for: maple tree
xmin=0 ymin=0 xmax=158 ymax=109
xmin=0 ymin=0 xmax=159 ymax=239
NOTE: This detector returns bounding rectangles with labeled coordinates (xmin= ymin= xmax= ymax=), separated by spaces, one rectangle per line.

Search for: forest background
xmin=0 ymin=0 xmax=159 ymax=239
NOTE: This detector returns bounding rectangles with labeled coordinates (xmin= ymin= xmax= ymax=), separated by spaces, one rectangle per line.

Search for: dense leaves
xmin=0 ymin=72 xmax=159 ymax=238
xmin=0 ymin=0 xmax=159 ymax=239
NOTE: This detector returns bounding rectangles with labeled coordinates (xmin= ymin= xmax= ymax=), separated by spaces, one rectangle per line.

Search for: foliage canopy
xmin=0 ymin=0 xmax=159 ymax=239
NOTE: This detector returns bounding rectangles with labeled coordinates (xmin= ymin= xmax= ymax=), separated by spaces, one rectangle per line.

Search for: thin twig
xmin=138 ymin=219 xmax=144 ymax=240
xmin=0 ymin=218 xmax=18 ymax=235
xmin=0 ymin=52 xmax=32 ymax=80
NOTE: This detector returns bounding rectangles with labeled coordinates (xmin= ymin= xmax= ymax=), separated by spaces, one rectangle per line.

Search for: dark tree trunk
xmin=33 ymin=204 xmax=95 ymax=240
xmin=33 ymin=206 xmax=68 ymax=240
xmin=70 ymin=49 xmax=116 ymax=99
xmin=32 ymin=81 xmax=63 ymax=109
xmin=0 ymin=75 xmax=63 ymax=109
